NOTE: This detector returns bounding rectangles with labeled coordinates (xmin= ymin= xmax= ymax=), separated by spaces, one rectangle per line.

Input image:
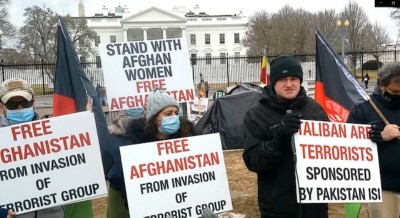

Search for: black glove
xmin=369 ymin=121 xmax=382 ymax=143
xmin=275 ymin=112 xmax=302 ymax=138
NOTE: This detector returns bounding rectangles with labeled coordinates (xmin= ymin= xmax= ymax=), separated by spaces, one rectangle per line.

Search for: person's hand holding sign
xmin=381 ymin=124 xmax=400 ymax=141
xmin=7 ymin=209 xmax=16 ymax=218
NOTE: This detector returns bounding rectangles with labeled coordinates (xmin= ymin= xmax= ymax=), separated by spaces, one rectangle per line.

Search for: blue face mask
xmin=158 ymin=116 xmax=181 ymax=135
xmin=126 ymin=107 xmax=144 ymax=117
xmin=6 ymin=106 xmax=35 ymax=125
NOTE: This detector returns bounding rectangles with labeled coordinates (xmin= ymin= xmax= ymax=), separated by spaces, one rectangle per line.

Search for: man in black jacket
xmin=243 ymin=55 xmax=329 ymax=218
xmin=347 ymin=63 xmax=400 ymax=218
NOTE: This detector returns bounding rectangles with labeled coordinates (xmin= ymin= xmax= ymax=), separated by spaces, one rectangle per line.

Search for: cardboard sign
xmin=0 ymin=111 xmax=107 ymax=214
xmin=99 ymin=38 xmax=195 ymax=111
xmin=120 ymin=133 xmax=232 ymax=218
xmin=294 ymin=120 xmax=382 ymax=203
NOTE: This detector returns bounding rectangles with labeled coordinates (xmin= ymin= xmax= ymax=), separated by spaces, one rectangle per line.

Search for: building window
xmin=220 ymin=34 xmax=225 ymax=44
xmin=234 ymin=33 xmax=240 ymax=43
xmin=190 ymin=34 xmax=196 ymax=45
xmin=206 ymin=53 xmax=212 ymax=65
xmin=205 ymin=34 xmax=210 ymax=45
xmin=80 ymin=56 xmax=86 ymax=63
xmin=220 ymin=53 xmax=227 ymax=64
xmin=96 ymin=56 xmax=102 ymax=68
xmin=95 ymin=36 xmax=100 ymax=47
xmin=234 ymin=52 xmax=240 ymax=63
xmin=110 ymin=35 xmax=116 ymax=43
xmin=190 ymin=53 xmax=197 ymax=65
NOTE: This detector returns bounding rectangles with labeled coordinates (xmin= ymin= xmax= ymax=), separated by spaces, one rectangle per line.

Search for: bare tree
xmin=341 ymin=1 xmax=370 ymax=71
xmin=364 ymin=22 xmax=390 ymax=62
xmin=63 ymin=15 xmax=98 ymax=60
xmin=291 ymin=9 xmax=314 ymax=55
xmin=18 ymin=5 xmax=97 ymax=81
xmin=242 ymin=10 xmax=273 ymax=57
xmin=243 ymin=2 xmax=389 ymax=67
xmin=19 ymin=6 xmax=58 ymax=63
xmin=244 ymin=5 xmax=326 ymax=56
xmin=315 ymin=9 xmax=340 ymax=46
xmin=0 ymin=0 xmax=17 ymax=48
xmin=270 ymin=5 xmax=298 ymax=54
xmin=0 ymin=49 xmax=31 ymax=63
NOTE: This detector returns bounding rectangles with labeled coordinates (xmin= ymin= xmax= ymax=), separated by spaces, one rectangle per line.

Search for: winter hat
xmin=0 ymin=78 xmax=34 ymax=103
xmin=270 ymin=55 xmax=303 ymax=86
xmin=146 ymin=89 xmax=179 ymax=121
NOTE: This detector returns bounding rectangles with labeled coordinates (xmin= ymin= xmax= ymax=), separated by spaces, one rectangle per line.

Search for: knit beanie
xmin=146 ymin=89 xmax=179 ymax=121
xmin=270 ymin=55 xmax=303 ymax=86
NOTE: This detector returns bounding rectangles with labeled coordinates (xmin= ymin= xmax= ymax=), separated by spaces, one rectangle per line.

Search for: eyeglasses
xmin=4 ymin=100 xmax=34 ymax=110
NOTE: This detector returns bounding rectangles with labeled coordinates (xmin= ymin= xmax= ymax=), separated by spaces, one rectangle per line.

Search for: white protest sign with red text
xmin=0 ymin=111 xmax=107 ymax=214
xmin=120 ymin=133 xmax=232 ymax=218
xmin=99 ymin=38 xmax=195 ymax=111
xmin=294 ymin=120 xmax=381 ymax=203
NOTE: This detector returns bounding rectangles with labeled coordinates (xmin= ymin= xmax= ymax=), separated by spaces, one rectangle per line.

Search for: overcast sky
xmin=9 ymin=0 xmax=399 ymax=42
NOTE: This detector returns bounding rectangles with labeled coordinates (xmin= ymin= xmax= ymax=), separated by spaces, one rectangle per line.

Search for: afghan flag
xmin=315 ymin=29 xmax=370 ymax=122
xmin=260 ymin=49 xmax=269 ymax=85
xmin=53 ymin=18 xmax=111 ymax=218
xmin=315 ymin=29 xmax=370 ymax=217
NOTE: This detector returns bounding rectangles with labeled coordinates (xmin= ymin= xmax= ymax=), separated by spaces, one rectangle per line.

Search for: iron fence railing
xmin=1 ymin=49 xmax=397 ymax=95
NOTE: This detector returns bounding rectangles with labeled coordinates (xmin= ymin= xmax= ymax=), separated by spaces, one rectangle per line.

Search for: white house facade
xmin=78 ymin=2 xmax=249 ymax=62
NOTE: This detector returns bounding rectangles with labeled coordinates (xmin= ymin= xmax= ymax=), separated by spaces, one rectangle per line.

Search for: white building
xmin=77 ymin=1 xmax=249 ymax=61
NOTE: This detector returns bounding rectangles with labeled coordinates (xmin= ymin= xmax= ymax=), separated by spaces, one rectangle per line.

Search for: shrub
xmin=362 ymin=60 xmax=383 ymax=70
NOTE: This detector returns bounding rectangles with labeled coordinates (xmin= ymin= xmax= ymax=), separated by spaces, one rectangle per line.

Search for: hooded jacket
xmin=347 ymin=86 xmax=400 ymax=192
xmin=243 ymin=86 xmax=329 ymax=217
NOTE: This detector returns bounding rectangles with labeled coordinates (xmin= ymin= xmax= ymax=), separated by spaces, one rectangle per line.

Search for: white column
xmin=181 ymin=27 xmax=186 ymax=38
xmin=123 ymin=29 xmax=128 ymax=41
xmin=142 ymin=28 xmax=148 ymax=40
xmin=162 ymin=28 xmax=167 ymax=39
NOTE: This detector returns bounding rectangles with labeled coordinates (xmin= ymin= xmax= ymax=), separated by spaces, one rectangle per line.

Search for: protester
xmin=347 ymin=63 xmax=400 ymax=218
xmin=106 ymin=89 xmax=196 ymax=218
xmin=0 ymin=78 xmax=64 ymax=218
xmin=242 ymin=55 xmax=329 ymax=218
xmin=96 ymin=84 xmax=107 ymax=106
xmin=205 ymin=81 xmax=209 ymax=98
xmin=364 ymin=73 xmax=370 ymax=89
xmin=198 ymin=80 xmax=206 ymax=97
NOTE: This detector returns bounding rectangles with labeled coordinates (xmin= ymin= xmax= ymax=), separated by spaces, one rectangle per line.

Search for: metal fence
xmin=1 ymin=49 xmax=398 ymax=95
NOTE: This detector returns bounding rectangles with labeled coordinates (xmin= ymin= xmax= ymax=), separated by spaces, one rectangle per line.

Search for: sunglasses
xmin=5 ymin=100 xmax=34 ymax=110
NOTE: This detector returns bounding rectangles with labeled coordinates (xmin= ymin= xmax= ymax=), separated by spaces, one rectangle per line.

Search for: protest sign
xmin=294 ymin=120 xmax=381 ymax=203
xmin=0 ymin=111 xmax=107 ymax=214
xmin=120 ymin=133 xmax=232 ymax=218
xmin=99 ymin=38 xmax=195 ymax=111
xmin=187 ymin=98 xmax=209 ymax=123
